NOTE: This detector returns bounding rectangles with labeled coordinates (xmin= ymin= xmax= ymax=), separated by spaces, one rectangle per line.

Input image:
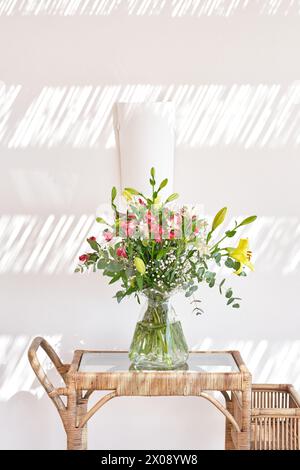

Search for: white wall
xmin=0 ymin=0 xmax=300 ymax=449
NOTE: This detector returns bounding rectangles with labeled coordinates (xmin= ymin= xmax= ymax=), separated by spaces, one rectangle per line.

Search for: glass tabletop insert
xmin=79 ymin=352 xmax=239 ymax=373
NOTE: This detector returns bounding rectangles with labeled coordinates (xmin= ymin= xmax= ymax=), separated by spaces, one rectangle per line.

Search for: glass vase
xmin=129 ymin=290 xmax=189 ymax=370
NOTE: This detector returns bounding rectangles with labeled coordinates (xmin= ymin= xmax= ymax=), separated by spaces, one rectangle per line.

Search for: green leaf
xmin=109 ymin=246 xmax=116 ymax=259
xmin=239 ymin=215 xmax=257 ymax=227
xmin=97 ymin=259 xmax=107 ymax=269
xmin=225 ymin=288 xmax=233 ymax=298
xmin=198 ymin=267 xmax=205 ymax=278
xmin=185 ymin=285 xmax=198 ymax=297
xmin=150 ymin=167 xmax=155 ymax=179
xmin=212 ymin=207 xmax=227 ymax=231
xmin=225 ymin=258 xmax=235 ymax=268
xmin=124 ymin=286 xmax=136 ymax=296
xmin=109 ymin=273 xmax=122 ymax=284
xmin=136 ymin=273 xmax=143 ymax=290
xmin=193 ymin=307 xmax=204 ymax=315
xmin=158 ymin=178 xmax=168 ymax=192
xmin=74 ymin=268 xmax=80 ymax=273
xmin=214 ymin=252 xmax=222 ymax=264
xmin=225 ymin=230 xmax=236 ymax=238
xmin=239 ymin=271 xmax=247 ymax=277
xmin=103 ymin=270 xmax=116 ymax=277
xmin=219 ymin=278 xmax=225 ymax=294
xmin=106 ymin=262 xmax=123 ymax=272
xmin=233 ymin=261 xmax=241 ymax=271
xmin=227 ymin=297 xmax=235 ymax=305
xmin=157 ymin=249 xmax=165 ymax=260
xmin=115 ymin=291 xmax=125 ymax=303
xmin=205 ymin=271 xmax=216 ymax=282
xmin=87 ymin=238 xmax=99 ymax=251
xmin=232 ymin=303 xmax=240 ymax=308
xmin=165 ymin=193 xmax=179 ymax=204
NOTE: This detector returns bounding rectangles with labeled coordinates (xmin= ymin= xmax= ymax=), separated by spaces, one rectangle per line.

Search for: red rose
xmin=169 ymin=230 xmax=176 ymax=240
xmin=79 ymin=254 xmax=89 ymax=262
xmin=116 ymin=247 xmax=127 ymax=258
xmin=138 ymin=198 xmax=146 ymax=206
xmin=88 ymin=236 xmax=96 ymax=241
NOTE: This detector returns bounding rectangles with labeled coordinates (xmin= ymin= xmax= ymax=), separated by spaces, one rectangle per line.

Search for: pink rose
xmin=116 ymin=247 xmax=127 ymax=258
xmin=152 ymin=224 xmax=164 ymax=241
xmin=103 ymin=230 xmax=113 ymax=242
xmin=145 ymin=211 xmax=155 ymax=224
xmin=120 ymin=220 xmax=135 ymax=237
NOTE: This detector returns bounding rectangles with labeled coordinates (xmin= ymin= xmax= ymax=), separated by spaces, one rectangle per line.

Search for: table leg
xmin=224 ymin=400 xmax=235 ymax=450
xmin=66 ymin=391 xmax=88 ymax=450
xmin=239 ymin=379 xmax=252 ymax=450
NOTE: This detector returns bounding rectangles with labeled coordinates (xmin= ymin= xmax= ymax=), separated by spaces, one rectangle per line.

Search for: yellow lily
xmin=134 ymin=257 xmax=146 ymax=275
xmin=226 ymin=238 xmax=254 ymax=275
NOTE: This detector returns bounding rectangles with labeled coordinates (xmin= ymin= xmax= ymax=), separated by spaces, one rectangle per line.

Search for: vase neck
xmin=143 ymin=291 xmax=172 ymax=307
xmin=140 ymin=291 xmax=176 ymax=325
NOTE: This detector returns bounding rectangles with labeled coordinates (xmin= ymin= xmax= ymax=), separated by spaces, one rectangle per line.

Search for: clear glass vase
xmin=129 ymin=290 xmax=189 ymax=370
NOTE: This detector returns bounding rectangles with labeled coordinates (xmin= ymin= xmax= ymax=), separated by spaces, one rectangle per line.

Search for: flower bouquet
xmin=76 ymin=168 xmax=256 ymax=369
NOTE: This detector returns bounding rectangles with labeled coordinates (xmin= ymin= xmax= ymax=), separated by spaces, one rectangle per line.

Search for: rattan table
xmin=28 ymin=337 xmax=252 ymax=450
